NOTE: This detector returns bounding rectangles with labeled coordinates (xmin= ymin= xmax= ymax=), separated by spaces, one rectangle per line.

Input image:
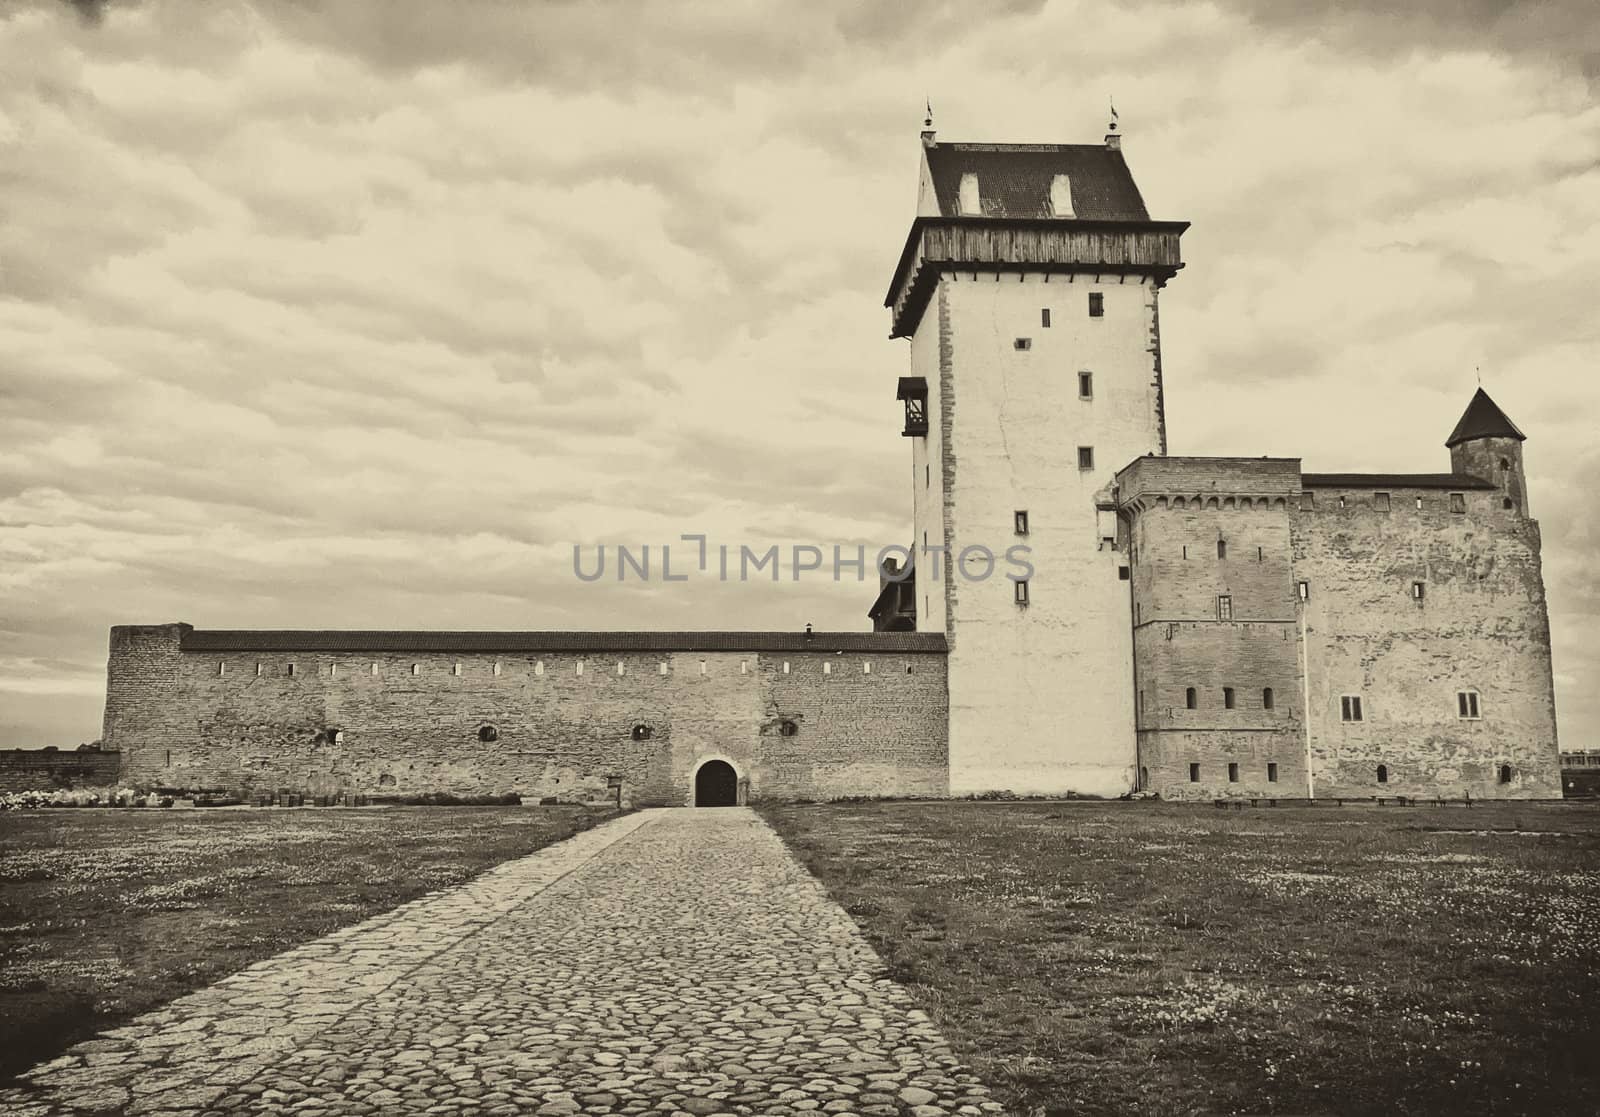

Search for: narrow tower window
xmin=1077 ymin=446 xmax=1095 ymax=470
xmin=1228 ymin=762 xmax=1239 ymax=783
xmin=1297 ymin=581 xmax=1310 ymax=601
xmin=1412 ymin=582 xmax=1425 ymax=601
xmin=1189 ymin=763 xmax=1200 ymax=782
xmin=1341 ymin=695 xmax=1364 ymax=722
xmin=1078 ymin=371 xmax=1094 ymax=399
xmin=1185 ymin=687 xmax=1198 ymax=710
xmin=1267 ymin=762 xmax=1279 ymax=783
xmin=1223 ymin=687 xmax=1236 ymax=709
xmin=1041 ymin=308 xmax=1052 ymax=328
xmin=1015 ymin=579 xmax=1030 ymax=606
xmin=1498 ymin=764 xmax=1512 ymax=784
xmin=1376 ymin=764 xmax=1388 ymax=784
xmin=1457 ymin=691 xmax=1480 ymax=719
xmin=1263 ymin=687 xmax=1275 ymax=710
xmin=1217 ymin=595 xmax=1232 ymax=621
xmin=1217 ymin=539 xmax=1227 ymax=559
xmin=1014 ymin=510 xmax=1029 ymax=535
xmin=1088 ymin=291 xmax=1104 ymax=317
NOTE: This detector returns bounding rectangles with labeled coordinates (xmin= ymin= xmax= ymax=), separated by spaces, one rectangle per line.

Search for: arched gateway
xmin=694 ymin=760 xmax=738 ymax=807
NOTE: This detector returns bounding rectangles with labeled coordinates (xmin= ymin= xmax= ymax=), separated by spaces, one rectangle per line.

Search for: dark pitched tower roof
xmin=923 ymin=143 xmax=1149 ymax=220
xmin=1445 ymin=388 xmax=1526 ymax=447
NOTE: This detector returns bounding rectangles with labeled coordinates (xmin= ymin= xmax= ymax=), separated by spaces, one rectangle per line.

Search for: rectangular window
xmin=1189 ymin=763 xmax=1200 ymax=782
xmin=1449 ymin=492 xmax=1466 ymax=514
xmin=618 ymin=662 xmax=627 ymax=676
xmin=1412 ymin=581 xmax=1425 ymax=601
xmin=1088 ymin=291 xmax=1104 ymax=317
xmin=1217 ymin=595 xmax=1232 ymax=621
xmin=1297 ymin=581 xmax=1310 ymax=602
xmin=1263 ymin=687 xmax=1275 ymax=710
xmin=255 ymin=662 xmax=263 ymax=676
xmin=287 ymin=663 xmax=296 ymax=677
xmin=1267 ymin=762 xmax=1278 ymax=783
xmin=1375 ymin=491 xmax=1391 ymax=512
xmin=371 ymin=662 xmax=379 ymax=676
xmin=1257 ymin=546 xmax=1263 ymax=562
xmin=1217 ymin=539 xmax=1227 ymax=559
xmin=1015 ymin=510 xmax=1029 ymax=535
xmin=1223 ymin=687 xmax=1236 ymax=709
xmin=1077 ymin=446 xmax=1094 ymax=470
xmin=863 ymin=661 xmax=872 ymax=674
xmin=1185 ymin=687 xmax=1197 ymax=710
xmin=1415 ymin=496 xmax=1424 ymax=510
xmin=328 ymin=663 xmax=336 ymax=678
xmin=1182 ymin=545 xmax=1187 ymax=560
xmin=535 ymin=660 xmax=545 ymax=676
xmin=1299 ymin=491 xmax=1315 ymax=510
xmin=1078 ymin=371 xmax=1093 ymax=399
xmin=699 ymin=660 xmax=707 ymax=675
xmin=1013 ymin=337 xmax=1032 ymax=351
xmin=1041 ymin=308 xmax=1051 ymax=328
xmin=823 ymin=662 xmax=832 ymax=675
xmin=1341 ymin=695 xmax=1364 ymax=722
xmin=1458 ymin=691 xmax=1480 ymax=719
xmin=217 ymin=661 xmax=226 ymax=676
xmin=1228 ymin=762 xmax=1239 ymax=783
xmin=1119 ymin=566 xmax=1130 ymax=581
xmin=493 ymin=662 xmax=502 ymax=676
xmin=576 ymin=661 xmax=585 ymax=676
xmin=411 ymin=663 xmax=421 ymax=676
xmin=1015 ymin=579 xmax=1030 ymax=606
xmin=659 ymin=661 xmax=669 ymax=675
xmin=452 ymin=662 xmax=462 ymax=676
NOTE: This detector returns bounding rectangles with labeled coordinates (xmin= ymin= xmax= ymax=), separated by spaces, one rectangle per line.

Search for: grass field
xmin=0 ymin=805 xmax=620 ymax=1081
xmin=759 ymin=800 xmax=1600 ymax=1117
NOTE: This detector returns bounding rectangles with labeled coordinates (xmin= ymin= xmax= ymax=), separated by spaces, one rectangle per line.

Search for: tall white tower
xmin=885 ymin=119 xmax=1187 ymax=795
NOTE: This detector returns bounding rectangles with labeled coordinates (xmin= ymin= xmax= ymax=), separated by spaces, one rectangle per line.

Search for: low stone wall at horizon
xmin=0 ymin=750 xmax=121 ymax=793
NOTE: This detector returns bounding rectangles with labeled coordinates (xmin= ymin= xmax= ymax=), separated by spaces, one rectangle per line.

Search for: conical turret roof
xmin=1445 ymin=388 xmax=1525 ymax=447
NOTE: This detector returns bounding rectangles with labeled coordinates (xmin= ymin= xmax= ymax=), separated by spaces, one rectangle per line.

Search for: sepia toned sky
xmin=2 ymin=0 xmax=1596 ymax=749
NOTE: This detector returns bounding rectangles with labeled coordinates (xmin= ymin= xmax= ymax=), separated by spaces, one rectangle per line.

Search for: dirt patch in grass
xmin=0 ymin=805 xmax=621 ymax=1080
xmin=759 ymin=800 xmax=1600 ymax=1117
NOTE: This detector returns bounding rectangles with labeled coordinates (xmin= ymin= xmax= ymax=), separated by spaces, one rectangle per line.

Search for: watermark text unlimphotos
xmin=572 ymin=535 xmax=1033 ymax=584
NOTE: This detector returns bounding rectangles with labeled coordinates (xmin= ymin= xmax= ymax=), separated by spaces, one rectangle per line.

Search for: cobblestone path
xmin=2 ymin=809 xmax=1000 ymax=1117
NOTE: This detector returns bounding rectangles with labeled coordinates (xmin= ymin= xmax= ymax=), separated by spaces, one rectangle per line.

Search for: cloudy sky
xmin=1 ymin=0 xmax=1596 ymax=750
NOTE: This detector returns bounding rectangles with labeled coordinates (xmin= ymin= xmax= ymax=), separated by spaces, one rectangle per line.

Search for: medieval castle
xmin=101 ymin=121 xmax=1563 ymax=806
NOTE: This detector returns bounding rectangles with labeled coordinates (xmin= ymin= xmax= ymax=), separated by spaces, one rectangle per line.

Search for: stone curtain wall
xmin=0 ymin=750 xmax=121 ymax=792
xmin=1294 ymin=485 xmax=1561 ymax=799
xmin=104 ymin=628 xmax=949 ymax=805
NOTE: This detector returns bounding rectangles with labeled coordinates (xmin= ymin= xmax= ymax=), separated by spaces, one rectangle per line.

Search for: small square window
xmin=1217 ymin=594 xmax=1232 ymax=621
xmin=1118 ymin=566 xmax=1130 ymax=581
xmin=1341 ymin=695 xmax=1364 ymax=722
xmin=1457 ymin=691 xmax=1480 ymax=719
xmin=1078 ymin=371 xmax=1093 ymax=399
xmin=1077 ymin=446 xmax=1094 ymax=470
xmin=1015 ymin=510 xmax=1029 ymax=535
xmin=1015 ymin=579 xmax=1030 ymax=606
xmin=1014 ymin=337 xmax=1032 ymax=351
xmin=1267 ymin=762 xmax=1279 ymax=783
xmin=1041 ymin=308 xmax=1052 ymax=328
xmin=1088 ymin=291 xmax=1104 ymax=317
xmin=1449 ymin=492 xmax=1466 ymax=514
xmin=1189 ymin=762 xmax=1200 ymax=782
xmin=1374 ymin=492 xmax=1391 ymax=512
xmin=1228 ymin=762 xmax=1239 ymax=783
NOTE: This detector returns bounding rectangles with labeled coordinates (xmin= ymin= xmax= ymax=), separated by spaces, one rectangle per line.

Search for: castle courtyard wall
xmin=104 ymin=626 xmax=949 ymax=806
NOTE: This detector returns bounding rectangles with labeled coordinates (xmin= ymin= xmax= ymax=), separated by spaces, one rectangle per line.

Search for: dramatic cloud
xmin=1 ymin=0 xmax=1595 ymax=749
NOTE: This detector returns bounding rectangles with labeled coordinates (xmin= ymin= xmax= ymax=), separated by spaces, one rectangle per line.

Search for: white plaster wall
xmin=926 ymin=270 xmax=1164 ymax=795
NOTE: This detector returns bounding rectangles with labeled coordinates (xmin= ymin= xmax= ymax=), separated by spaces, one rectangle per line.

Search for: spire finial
xmin=920 ymin=98 xmax=937 ymax=148
xmin=925 ymin=97 xmax=933 ymax=129
xmin=1108 ymin=95 xmax=1118 ymax=133
xmin=1104 ymin=96 xmax=1121 ymax=151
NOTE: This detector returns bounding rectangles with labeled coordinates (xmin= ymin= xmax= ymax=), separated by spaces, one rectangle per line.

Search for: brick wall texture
xmin=0 ymin=750 xmax=121 ymax=792
xmin=103 ymin=627 xmax=949 ymax=806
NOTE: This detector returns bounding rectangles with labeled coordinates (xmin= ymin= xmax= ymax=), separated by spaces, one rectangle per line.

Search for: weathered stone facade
xmin=1115 ymin=450 xmax=1562 ymax=801
xmin=104 ymin=627 xmax=949 ymax=805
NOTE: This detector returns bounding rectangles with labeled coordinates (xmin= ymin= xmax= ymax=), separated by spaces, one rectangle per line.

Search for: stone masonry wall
xmin=1294 ymin=484 xmax=1561 ymax=799
xmin=104 ymin=629 xmax=949 ymax=805
xmin=0 ymin=750 xmax=121 ymax=792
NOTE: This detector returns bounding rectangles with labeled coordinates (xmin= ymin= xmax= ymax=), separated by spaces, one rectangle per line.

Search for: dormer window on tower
xmin=897 ymin=377 xmax=929 ymax=437
xmin=958 ymin=173 xmax=980 ymax=215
